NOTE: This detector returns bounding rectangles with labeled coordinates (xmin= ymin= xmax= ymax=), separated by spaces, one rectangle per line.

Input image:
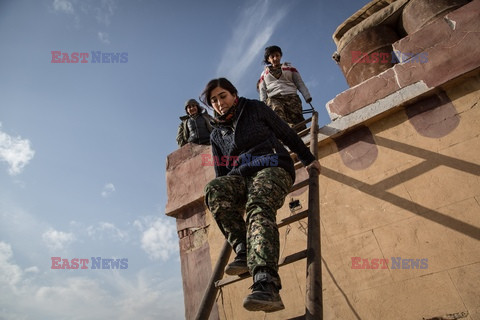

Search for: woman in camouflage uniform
xmin=201 ymin=78 xmax=320 ymax=312
xmin=258 ymin=45 xmax=313 ymax=129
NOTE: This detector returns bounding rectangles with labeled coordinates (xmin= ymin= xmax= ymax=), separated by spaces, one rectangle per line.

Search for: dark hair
xmin=264 ymin=45 xmax=282 ymax=64
xmin=200 ymin=78 xmax=238 ymax=108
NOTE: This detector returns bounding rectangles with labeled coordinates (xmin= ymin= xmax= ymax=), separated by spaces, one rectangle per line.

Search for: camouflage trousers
xmin=267 ymin=93 xmax=306 ymax=130
xmin=204 ymin=167 xmax=293 ymax=275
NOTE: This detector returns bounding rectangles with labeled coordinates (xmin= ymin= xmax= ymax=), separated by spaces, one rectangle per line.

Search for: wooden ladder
xmin=195 ymin=112 xmax=322 ymax=320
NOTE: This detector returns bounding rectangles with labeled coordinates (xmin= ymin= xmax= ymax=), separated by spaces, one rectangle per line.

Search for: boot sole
xmin=224 ymin=265 xmax=249 ymax=276
xmin=243 ymin=298 xmax=285 ymax=313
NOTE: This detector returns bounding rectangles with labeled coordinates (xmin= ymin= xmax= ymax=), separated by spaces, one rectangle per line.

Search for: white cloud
xmin=112 ymin=270 xmax=184 ymax=320
xmin=35 ymin=277 xmax=113 ymax=317
xmin=24 ymin=266 xmax=40 ymax=274
xmin=98 ymin=31 xmax=111 ymax=44
xmin=0 ymin=202 xmax=52 ymax=266
xmin=135 ymin=217 xmax=178 ymax=261
xmin=53 ymin=0 xmax=74 ymax=14
xmin=101 ymin=182 xmax=115 ymax=197
xmin=52 ymin=0 xmax=117 ymax=39
xmin=305 ymin=78 xmax=320 ymax=91
xmin=41 ymin=228 xmax=75 ymax=251
xmin=0 ymin=242 xmax=23 ymax=288
xmin=94 ymin=0 xmax=116 ymax=26
xmin=86 ymin=221 xmax=128 ymax=241
xmin=216 ymin=0 xmax=290 ymax=84
xmin=0 ymin=241 xmax=184 ymax=319
xmin=0 ymin=123 xmax=35 ymax=175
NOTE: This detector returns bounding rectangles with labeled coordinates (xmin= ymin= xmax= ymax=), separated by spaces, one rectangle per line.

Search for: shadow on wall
xmin=333 ymin=90 xmax=461 ymax=171
xmin=323 ymin=133 xmax=480 ymax=240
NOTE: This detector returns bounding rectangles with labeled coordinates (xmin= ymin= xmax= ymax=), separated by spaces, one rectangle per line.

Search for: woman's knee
xmin=206 ymin=176 xmax=241 ymax=195
xmin=205 ymin=175 xmax=245 ymax=209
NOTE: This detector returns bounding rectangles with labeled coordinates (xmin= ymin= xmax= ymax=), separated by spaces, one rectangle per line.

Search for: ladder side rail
xmin=194 ymin=240 xmax=232 ymax=320
xmin=305 ymin=111 xmax=323 ymax=319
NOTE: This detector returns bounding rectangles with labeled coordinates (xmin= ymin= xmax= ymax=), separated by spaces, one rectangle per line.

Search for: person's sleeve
xmin=292 ymin=67 xmax=312 ymax=102
xmin=211 ymin=139 xmax=229 ymax=177
xmin=176 ymin=122 xmax=186 ymax=147
xmin=261 ymin=101 xmax=315 ymax=165
xmin=259 ymin=72 xmax=268 ymax=103
xmin=204 ymin=114 xmax=213 ymax=133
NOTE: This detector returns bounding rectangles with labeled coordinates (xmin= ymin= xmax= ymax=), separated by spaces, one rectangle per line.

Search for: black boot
xmin=243 ymin=269 xmax=284 ymax=312
xmin=224 ymin=243 xmax=248 ymax=276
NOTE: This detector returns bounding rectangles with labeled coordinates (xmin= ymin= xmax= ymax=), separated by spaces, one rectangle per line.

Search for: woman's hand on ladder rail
xmin=306 ymin=160 xmax=321 ymax=175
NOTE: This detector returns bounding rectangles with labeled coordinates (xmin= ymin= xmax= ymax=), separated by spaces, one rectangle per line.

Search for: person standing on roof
xmin=176 ymin=98 xmax=213 ymax=147
xmin=201 ymin=78 xmax=320 ymax=312
xmin=258 ymin=45 xmax=312 ymax=129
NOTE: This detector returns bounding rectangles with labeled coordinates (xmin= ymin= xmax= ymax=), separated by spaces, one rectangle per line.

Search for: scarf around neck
xmin=213 ymin=97 xmax=238 ymax=125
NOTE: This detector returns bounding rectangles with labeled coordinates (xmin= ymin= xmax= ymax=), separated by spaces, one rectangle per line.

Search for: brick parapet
xmin=165 ymin=143 xmax=214 ymax=217
xmin=326 ymin=0 xmax=480 ymax=121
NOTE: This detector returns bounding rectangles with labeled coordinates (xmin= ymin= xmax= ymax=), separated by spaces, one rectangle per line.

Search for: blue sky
xmin=0 ymin=0 xmax=371 ymax=319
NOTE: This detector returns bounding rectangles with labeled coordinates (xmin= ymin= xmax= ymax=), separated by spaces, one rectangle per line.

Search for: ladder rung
xmin=277 ymin=209 xmax=308 ymax=228
xmin=292 ymin=117 xmax=313 ymax=131
xmin=215 ymin=272 xmax=250 ymax=288
xmin=294 ymin=161 xmax=303 ymax=170
xmin=290 ymin=154 xmax=300 ymax=170
xmin=214 ymin=211 xmax=309 ymax=288
xmin=278 ymin=249 xmax=308 ymax=266
xmin=215 ymin=250 xmax=308 ymax=288
xmin=289 ymin=141 xmax=311 ymax=157
xmin=297 ymin=127 xmax=310 ymax=138
xmin=290 ymin=179 xmax=309 ymax=193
